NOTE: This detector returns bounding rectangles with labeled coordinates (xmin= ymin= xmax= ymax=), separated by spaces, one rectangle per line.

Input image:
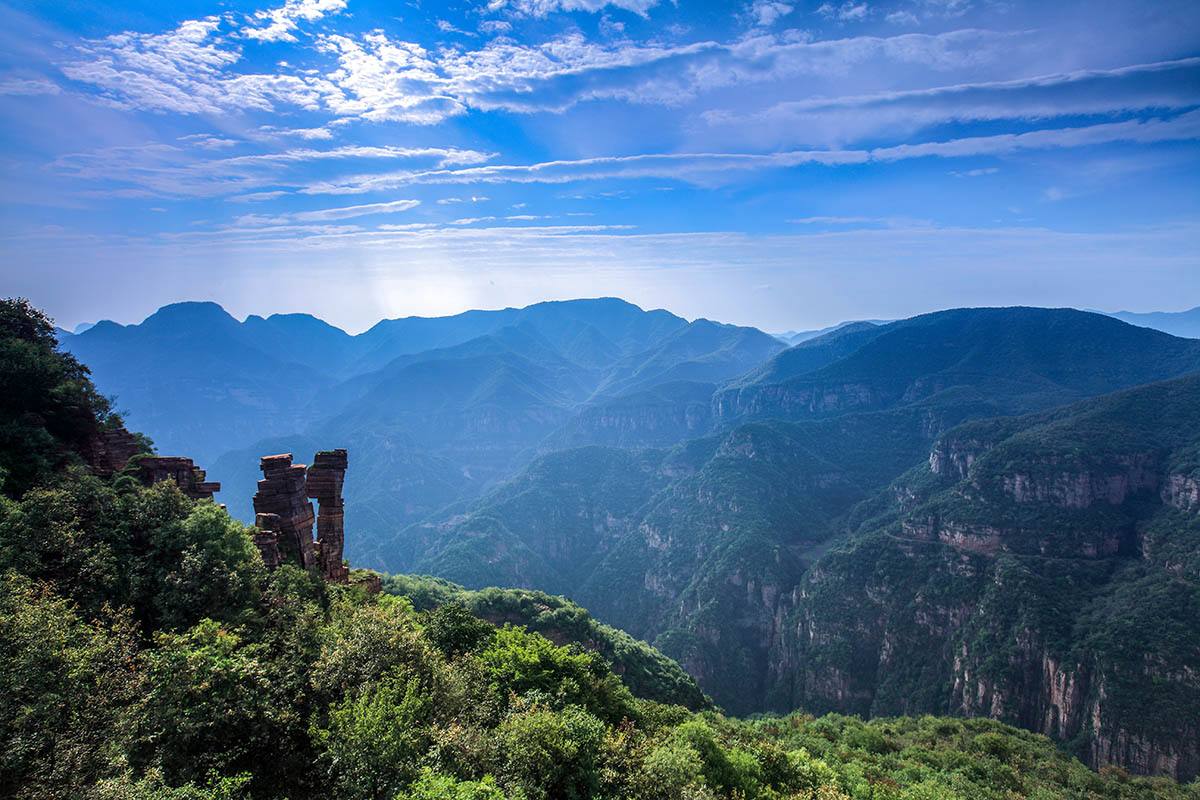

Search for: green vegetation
xmin=777 ymin=374 xmax=1200 ymax=773
xmin=6 ymin=299 xmax=1199 ymax=798
xmin=383 ymin=574 xmax=711 ymax=709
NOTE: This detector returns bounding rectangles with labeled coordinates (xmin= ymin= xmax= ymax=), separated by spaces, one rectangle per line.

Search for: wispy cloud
xmin=703 ymin=57 xmax=1200 ymax=146
xmin=0 ymin=76 xmax=62 ymax=96
xmin=53 ymin=144 xmax=496 ymax=198
xmin=484 ymin=0 xmax=663 ymax=18
xmin=294 ymin=111 xmax=1200 ymax=195
xmin=292 ymin=198 xmax=420 ymax=220
xmin=243 ymin=0 xmax=347 ymax=43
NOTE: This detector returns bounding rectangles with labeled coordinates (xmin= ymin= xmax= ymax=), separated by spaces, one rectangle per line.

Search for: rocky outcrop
xmin=928 ymin=436 xmax=993 ymax=481
xmin=1162 ymin=473 xmax=1200 ymax=512
xmin=134 ymin=456 xmax=221 ymax=501
xmin=253 ymin=454 xmax=317 ymax=569
xmin=1001 ymin=454 xmax=1159 ymax=508
xmin=84 ymin=422 xmax=220 ymax=501
xmin=713 ymin=380 xmax=891 ymax=421
xmin=251 ymin=450 xmax=349 ymax=583
xmin=307 ymin=449 xmax=350 ymax=583
xmin=84 ymin=426 xmax=146 ymax=476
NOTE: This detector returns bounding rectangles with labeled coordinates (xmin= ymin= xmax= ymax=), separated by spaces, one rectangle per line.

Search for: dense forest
xmin=3 ymin=296 xmax=1198 ymax=799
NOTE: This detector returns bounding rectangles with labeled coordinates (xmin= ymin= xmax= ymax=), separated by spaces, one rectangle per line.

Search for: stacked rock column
xmin=252 ymin=454 xmax=317 ymax=569
xmin=306 ymin=449 xmax=349 ymax=583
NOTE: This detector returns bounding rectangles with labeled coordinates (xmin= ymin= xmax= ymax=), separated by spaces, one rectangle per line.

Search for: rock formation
xmin=85 ymin=426 xmax=145 ymax=476
xmin=85 ymin=422 xmax=220 ymax=501
xmin=133 ymin=456 xmax=221 ymax=501
xmin=307 ymin=449 xmax=350 ymax=583
xmin=251 ymin=450 xmax=349 ymax=583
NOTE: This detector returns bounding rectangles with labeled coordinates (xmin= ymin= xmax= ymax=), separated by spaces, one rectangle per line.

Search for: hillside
xmin=715 ymin=307 xmax=1200 ymax=423
xmin=394 ymin=308 xmax=1200 ymax=722
xmin=382 ymin=574 xmax=711 ymax=710
xmin=775 ymin=374 xmax=1200 ymax=778
xmin=8 ymin=297 xmax=1193 ymax=799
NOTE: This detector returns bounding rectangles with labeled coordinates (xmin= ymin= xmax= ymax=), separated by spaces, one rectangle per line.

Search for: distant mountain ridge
xmin=377 ymin=305 xmax=1200 ymax=778
xmin=64 ymin=299 xmax=783 ymax=544
xmin=55 ymin=297 xmax=1200 ymax=778
xmin=1105 ymin=305 xmax=1200 ymax=339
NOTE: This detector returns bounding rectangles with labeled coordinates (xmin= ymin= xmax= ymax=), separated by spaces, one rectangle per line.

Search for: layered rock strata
xmin=251 ymin=450 xmax=349 ymax=583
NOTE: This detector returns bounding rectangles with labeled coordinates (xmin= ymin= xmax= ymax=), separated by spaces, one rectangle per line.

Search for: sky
xmin=0 ymin=0 xmax=1197 ymax=334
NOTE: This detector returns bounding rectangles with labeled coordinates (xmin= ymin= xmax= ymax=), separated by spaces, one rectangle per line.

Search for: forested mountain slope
xmin=715 ymin=307 xmax=1200 ymax=423
xmin=9 ymin=297 xmax=1191 ymax=799
xmin=775 ymin=373 xmax=1200 ymax=778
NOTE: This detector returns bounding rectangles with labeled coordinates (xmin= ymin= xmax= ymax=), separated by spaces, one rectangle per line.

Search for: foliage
xmin=2 ymin=299 xmax=1199 ymax=799
xmin=0 ymin=298 xmax=115 ymax=498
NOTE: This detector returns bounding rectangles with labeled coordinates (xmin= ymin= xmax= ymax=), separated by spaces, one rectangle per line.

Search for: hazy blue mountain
xmin=62 ymin=302 xmax=332 ymax=463
xmin=45 ymin=299 xmax=777 ymax=553
xmin=773 ymin=319 xmax=888 ymax=345
xmin=716 ymin=307 xmax=1200 ymax=424
xmin=1107 ymin=305 xmax=1200 ymax=339
xmin=347 ymin=297 xmax=687 ymax=375
xmin=546 ymin=380 xmax=717 ymax=449
xmin=594 ymin=319 xmax=784 ymax=400
xmin=386 ymin=308 xmax=1200 ymax=723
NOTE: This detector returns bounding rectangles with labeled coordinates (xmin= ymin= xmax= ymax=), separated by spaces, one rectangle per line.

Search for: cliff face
xmin=713 ymin=380 xmax=893 ymax=421
xmin=772 ymin=376 xmax=1200 ymax=780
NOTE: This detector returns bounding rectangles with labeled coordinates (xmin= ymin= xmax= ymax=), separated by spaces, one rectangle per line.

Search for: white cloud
xmin=293 ymin=198 xmax=421 ymax=220
xmin=747 ymin=1 xmax=794 ymax=28
xmin=0 ymin=77 xmax=62 ymax=96
xmin=816 ymin=2 xmax=870 ymax=21
xmin=301 ymin=150 xmax=868 ymax=194
xmin=870 ymin=109 xmax=1200 ymax=160
xmin=179 ymin=134 xmax=240 ymax=149
xmin=885 ymin=10 xmax=918 ymax=25
xmin=228 ymin=190 xmax=290 ymax=202
xmin=243 ymin=0 xmax=347 ymax=43
xmin=63 ymin=13 xmax=1026 ymax=126
xmin=258 ymin=125 xmax=335 ymax=140
xmin=478 ymin=20 xmax=513 ymax=35
xmin=437 ymin=195 xmax=491 ymax=203
xmin=61 ymin=17 xmax=242 ymax=114
xmin=704 ymin=57 xmax=1200 ymax=147
xmin=293 ymin=111 xmax=1200 ymax=196
xmin=485 ymin=0 xmax=662 ymax=18
xmin=53 ymin=143 xmax=497 ymax=198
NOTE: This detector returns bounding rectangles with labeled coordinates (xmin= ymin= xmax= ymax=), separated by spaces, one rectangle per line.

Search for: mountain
xmin=347 ymin=297 xmax=688 ymax=376
xmin=773 ymin=319 xmax=887 ymax=346
xmin=1107 ymin=305 xmax=1200 ymax=339
xmin=715 ymin=307 xmax=1200 ymax=423
xmin=381 ymin=573 xmax=712 ymax=710
xmin=774 ymin=373 xmax=1200 ymax=778
xmin=87 ymin=301 xmax=778 ymax=557
xmin=51 ymin=297 xmax=1200 ymax=779
xmin=61 ymin=302 xmax=333 ymax=464
xmin=381 ymin=306 xmax=1200 ymax=777
xmin=16 ymin=296 xmax=1192 ymax=800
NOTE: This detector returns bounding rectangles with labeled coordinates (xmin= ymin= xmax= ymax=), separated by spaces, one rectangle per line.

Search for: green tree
xmin=0 ymin=298 xmax=113 ymax=498
xmin=495 ymin=704 xmax=606 ymax=800
xmin=0 ymin=572 xmax=138 ymax=798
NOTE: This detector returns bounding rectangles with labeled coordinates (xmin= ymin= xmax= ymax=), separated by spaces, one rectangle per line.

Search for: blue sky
xmin=0 ymin=0 xmax=1197 ymax=333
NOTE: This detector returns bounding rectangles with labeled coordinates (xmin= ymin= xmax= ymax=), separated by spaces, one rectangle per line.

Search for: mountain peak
xmin=141 ymin=301 xmax=238 ymax=328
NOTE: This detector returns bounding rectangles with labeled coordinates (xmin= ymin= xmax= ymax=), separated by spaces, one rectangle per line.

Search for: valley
xmin=56 ymin=297 xmax=1200 ymax=780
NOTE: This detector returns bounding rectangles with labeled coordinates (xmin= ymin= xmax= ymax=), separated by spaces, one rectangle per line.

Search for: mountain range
xmin=57 ymin=297 xmax=1200 ymax=779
